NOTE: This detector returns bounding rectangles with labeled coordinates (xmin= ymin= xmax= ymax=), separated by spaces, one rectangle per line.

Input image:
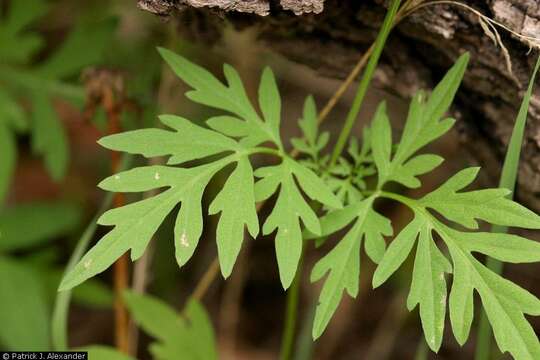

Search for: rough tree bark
xmin=138 ymin=0 xmax=540 ymax=210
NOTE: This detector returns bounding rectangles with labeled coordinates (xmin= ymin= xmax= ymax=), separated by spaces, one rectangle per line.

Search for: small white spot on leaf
xmin=84 ymin=259 xmax=93 ymax=269
xmin=114 ymin=175 xmax=120 ymax=180
xmin=180 ymin=232 xmax=189 ymax=247
xmin=154 ymin=172 xmax=160 ymax=180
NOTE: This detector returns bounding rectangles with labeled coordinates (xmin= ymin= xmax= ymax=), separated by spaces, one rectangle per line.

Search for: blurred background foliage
xmin=1 ymin=0 xmax=538 ymax=359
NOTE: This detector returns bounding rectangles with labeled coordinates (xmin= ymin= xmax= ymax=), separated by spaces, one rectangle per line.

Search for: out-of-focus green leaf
xmin=0 ymin=89 xmax=26 ymax=131
xmin=0 ymin=202 xmax=82 ymax=252
xmin=0 ymin=256 xmax=49 ymax=350
xmin=0 ymin=0 xmax=47 ymax=63
xmin=124 ymin=291 xmax=217 ymax=360
xmin=43 ymin=270 xmax=113 ymax=308
xmin=30 ymin=92 xmax=68 ymax=180
xmin=37 ymin=18 xmax=118 ymax=79
xmin=0 ymin=89 xmax=26 ymax=203
xmin=0 ymin=125 xmax=16 ymax=203
xmin=0 ymin=6 xmax=117 ymax=181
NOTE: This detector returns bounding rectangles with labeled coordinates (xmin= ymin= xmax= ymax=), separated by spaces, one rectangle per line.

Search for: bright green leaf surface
xmin=99 ymin=115 xmax=240 ymax=165
xmin=209 ymin=157 xmax=259 ymax=278
xmin=310 ymin=196 xmax=390 ymax=338
xmin=61 ymin=50 xmax=338 ymax=294
xmin=255 ymin=157 xmax=341 ymax=288
xmin=419 ymin=167 xmax=540 ymax=229
xmin=158 ymin=47 xmax=281 ymax=148
xmin=60 ymin=162 xmax=228 ymax=290
xmin=372 ymin=53 xmax=469 ymax=189
xmin=373 ymin=193 xmax=540 ymax=357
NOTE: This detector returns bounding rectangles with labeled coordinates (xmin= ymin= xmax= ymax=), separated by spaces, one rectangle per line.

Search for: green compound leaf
xmin=372 ymin=53 xmax=469 ymax=189
xmin=308 ymin=196 xmax=392 ymax=338
xmin=209 ymin=157 xmax=259 ymax=278
xmin=158 ymin=47 xmax=282 ymax=149
xmin=291 ymin=95 xmax=329 ymax=161
xmin=99 ymin=114 xmax=240 ymax=164
xmin=406 ymin=223 xmax=452 ymax=351
xmin=308 ymin=53 xmax=540 ymax=359
xmin=124 ymin=291 xmax=217 ymax=360
xmin=256 ymin=157 xmax=341 ymax=289
xmin=372 ymin=215 xmax=425 ymax=288
xmin=298 ymin=96 xmax=318 ymax=146
xmin=60 ymin=161 xmax=227 ymax=291
xmin=419 ymin=167 xmax=540 ymax=229
xmin=440 ymin=223 xmax=540 ymax=359
xmin=372 ymin=170 xmax=540 ymax=355
xmin=61 ymin=50 xmax=339 ymax=293
xmin=324 ymin=128 xmax=374 ymax=207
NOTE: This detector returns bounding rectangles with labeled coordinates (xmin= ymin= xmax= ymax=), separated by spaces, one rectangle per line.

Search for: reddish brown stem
xmin=82 ymin=68 xmax=134 ymax=355
xmin=112 ymin=206 xmax=130 ymax=353
xmin=105 ymin=88 xmax=131 ymax=355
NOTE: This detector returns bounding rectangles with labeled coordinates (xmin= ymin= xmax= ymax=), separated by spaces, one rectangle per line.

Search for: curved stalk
xmin=52 ymin=156 xmax=131 ymax=351
xmin=280 ymin=244 xmax=305 ymax=360
xmin=329 ymin=0 xmax=402 ymax=167
xmin=51 ymin=193 xmax=114 ymax=350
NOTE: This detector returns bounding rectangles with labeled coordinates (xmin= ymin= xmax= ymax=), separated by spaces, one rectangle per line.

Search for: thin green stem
xmin=280 ymin=243 xmax=305 ymax=360
xmin=475 ymin=55 xmax=540 ymax=360
xmin=293 ymin=299 xmax=317 ymax=360
xmin=329 ymin=0 xmax=402 ymax=167
xmin=250 ymin=146 xmax=283 ymax=157
xmin=52 ymin=192 xmax=115 ymax=350
xmin=51 ymin=156 xmax=131 ymax=351
xmin=371 ymin=190 xmax=415 ymax=208
xmin=475 ymin=308 xmax=495 ymax=360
